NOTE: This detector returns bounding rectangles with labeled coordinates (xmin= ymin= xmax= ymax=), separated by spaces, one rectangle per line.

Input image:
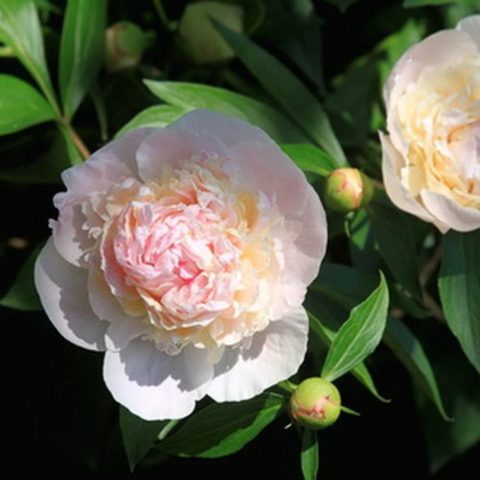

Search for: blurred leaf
xmin=0 ymin=75 xmax=55 ymax=135
xmin=0 ymin=0 xmax=57 ymax=111
xmin=301 ymin=429 xmax=318 ymax=480
xmin=367 ymin=200 xmax=422 ymax=299
xmin=58 ymin=0 xmax=107 ymax=119
xmin=116 ymin=105 xmax=187 ymax=138
xmin=0 ymin=129 xmax=69 ymax=183
xmin=144 ymin=80 xmax=309 ymax=143
xmin=439 ymin=230 xmax=480 ymax=374
xmin=403 ymin=0 xmax=454 ymax=6
xmin=158 ymin=393 xmax=284 ymax=458
xmin=326 ymin=0 xmax=360 ymax=12
xmin=416 ymin=336 xmax=480 ymax=473
xmin=214 ymin=22 xmax=346 ymax=164
xmin=348 ymin=209 xmax=380 ymax=270
xmin=384 ymin=317 xmax=450 ymax=420
xmin=91 ymin=82 xmax=108 ymax=141
xmin=281 ymin=144 xmax=336 ymax=177
xmin=119 ymin=406 xmax=170 ymax=472
xmin=321 ymin=273 xmax=389 ymax=382
xmin=0 ymin=245 xmax=41 ymax=311
xmin=309 ymin=312 xmax=388 ymax=402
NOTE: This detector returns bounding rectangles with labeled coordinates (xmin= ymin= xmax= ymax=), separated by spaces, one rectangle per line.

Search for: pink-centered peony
xmin=382 ymin=15 xmax=480 ymax=232
xmin=35 ymin=110 xmax=327 ymax=420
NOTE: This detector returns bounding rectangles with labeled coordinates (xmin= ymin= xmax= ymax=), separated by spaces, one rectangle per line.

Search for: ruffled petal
xmin=207 ymin=305 xmax=308 ymax=402
xmin=420 ymin=189 xmax=480 ymax=233
xmin=34 ymin=238 xmax=107 ymax=351
xmin=457 ymin=15 xmax=480 ymax=51
xmin=103 ymin=340 xmax=214 ymax=420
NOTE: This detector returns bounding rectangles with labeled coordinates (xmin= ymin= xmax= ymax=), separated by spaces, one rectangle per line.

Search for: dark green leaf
xmin=214 ymin=22 xmax=346 ymax=163
xmin=367 ymin=200 xmax=422 ymax=299
xmin=321 ymin=273 xmax=389 ymax=381
xmin=0 ymin=245 xmax=42 ymax=311
xmin=0 ymin=0 xmax=57 ymax=112
xmin=144 ymin=80 xmax=309 ymax=143
xmin=326 ymin=0 xmax=361 ymax=12
xmin=119 ymin=406 xmax=170 ymax=472
xmin=158 ymin=394 xmax=284 ymax=458
xmin=301 ymin=429 xmax=318 ymax=480
xmin=115 ymin=105 xmax=187 ymax=138
xmin=281 ymin=144 xmax=336 ymax=177
xmin=384 ymin=317 xmax=450 ymax=420
xmin=348 ymin=209 xmax=380 ymax=270
xmin=0 ymin=75 xmax=55 ymax=135
xmin=58 ymin=0 xmax=107 ymax=119
xmin=439 ymin=230 xmax=480 ymax=374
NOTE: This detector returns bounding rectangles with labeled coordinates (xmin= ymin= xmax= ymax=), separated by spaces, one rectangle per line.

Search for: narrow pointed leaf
xmin=281 ymin=144 xmax=337 ymax=177
xmin=59 ymin=0 xmax=107 ymax=119
xmin=301 ymin=430 xmax=319 ymax=480
xmin=321 ymin=273 xmax=389 ymax=381
xmin=214 ymin=21 xmax=346 ymax=163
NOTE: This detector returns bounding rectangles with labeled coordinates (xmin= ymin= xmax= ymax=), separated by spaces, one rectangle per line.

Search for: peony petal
xmin=420 ymin=189 xmax=480 ymax=233
xmin=169 ymin=109 xmax=273 ymax=148
xmin=207 ymin=305 xmax=308 ymax=402
xmin=52 ymin=128 xmax=154 ymax=266
xmin=136 ymin=127 xmax=227 ymax=182
xmin=380 ymin=133 xmax=438 ymax=225
xmin=34 ymin=238 xmax=107 ymax=351
xmin=457 ymin=15 xmax=480 ymax=51
xmin=104 ymin=340 xmax=213 ymax=420
xmin=88 ymin=270 xmax=147 ymax=351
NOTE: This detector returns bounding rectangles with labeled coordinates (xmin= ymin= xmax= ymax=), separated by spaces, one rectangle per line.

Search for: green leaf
xmin=213 ymin=22 xmax=346 ymax=163
xmin=403 ymin=0 xmax=454 ymax=7
xmin=281 ymin=144 xmax=336 ymax=177
xmin=58 ymin=0 xmax=107 ymax=119
xmin=321 ymin=273 xmax=389 ymax=381
xmin=143 ymin=80 xmax=309 ymax=143
xmin=309 ymin=312 xmax=388 ymax=402
xmin=0 ymin=75 xmax=55 ymax=135
xmin=158 ymin=393 xmax=285 ymax=458
xmin=301 ymin=429 xmax=319 ymax=480
xmin=367 ymin=200 xmax=422 ymax=299
xmin=115 ymin=105 xmax=187 ymax=138
xmin=0 ymin=0 xmax=57 ymax=112
xmin=415 ymin=337 xmax=480 ymax=473
xmin=119 ymin=406 xmax=170 ymax=472
xmin=0 ymin=245 xmax=42 ymax=311
xmin=439 ymin=230 xmax=480 ymax=374
xmin=384 ymin=317 xmax=450 ymax=420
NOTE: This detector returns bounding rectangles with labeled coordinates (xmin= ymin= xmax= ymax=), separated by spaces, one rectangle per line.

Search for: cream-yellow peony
xmin=382 ymin=15 xmax=480 ymax=232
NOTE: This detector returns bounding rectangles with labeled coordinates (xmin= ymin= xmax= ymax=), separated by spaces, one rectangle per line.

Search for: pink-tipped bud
xmin=325 ymin=168 xmax=374 ymax=213
xmin=289 ymin=377 xmax=341 ymax=430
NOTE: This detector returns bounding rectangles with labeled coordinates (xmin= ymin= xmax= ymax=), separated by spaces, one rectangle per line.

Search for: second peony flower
xmin=35 ymin=110 xmax=327 ymax=420
xmin=382 ymin=15 xmax=480 ymax=233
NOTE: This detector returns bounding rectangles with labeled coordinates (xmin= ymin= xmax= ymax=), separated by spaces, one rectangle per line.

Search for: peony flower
xmin=381 ymin=15 xmax=480 ymax=233
xmin=35 ymin=110 xmax=327 ymax=420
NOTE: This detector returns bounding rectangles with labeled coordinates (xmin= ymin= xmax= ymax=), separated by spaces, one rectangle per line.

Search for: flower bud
xmin=178 ymin=1 xmax=243 ymax=65
xmin=324 ymin=168 xmax=374 ymax=213
xmin=289 ymin=377 xmax=341 ymax=430
xmin=105 ymin=22 xmax=153 ymax=72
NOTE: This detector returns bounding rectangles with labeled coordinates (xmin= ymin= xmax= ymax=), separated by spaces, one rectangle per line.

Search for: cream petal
xmin=52 ymin=129 xmax=153 ymax=266
xmin=457 ymin=15 xmax=480 ymax=51
xmin=34 ymin=238 xmax=107 ymax=351
xmin=136 ymin=127 xmax=227 ymax=182
xmin=103 ymin=340 xmax=213 ymax=420
xmin=207 ymin=305 xmax=308 ymax=402
xmin=380 ymin=133 xmax=436 ymax=224
xmin=420 ymin=190 xmax=480 ymax=233
xmin=168 ymin=109 xmax=273 ymax=148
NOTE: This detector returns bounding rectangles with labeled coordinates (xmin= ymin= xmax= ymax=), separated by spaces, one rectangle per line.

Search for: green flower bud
xmin=178 ymin=1 xmax=243 ymax=65
xmin=289 ymin=377 xmax=341 ymax=430
xmin=105 ymin=22 xmax=153 ymax=72
xmin=324 ymin=168 xmax=374 ymax=213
